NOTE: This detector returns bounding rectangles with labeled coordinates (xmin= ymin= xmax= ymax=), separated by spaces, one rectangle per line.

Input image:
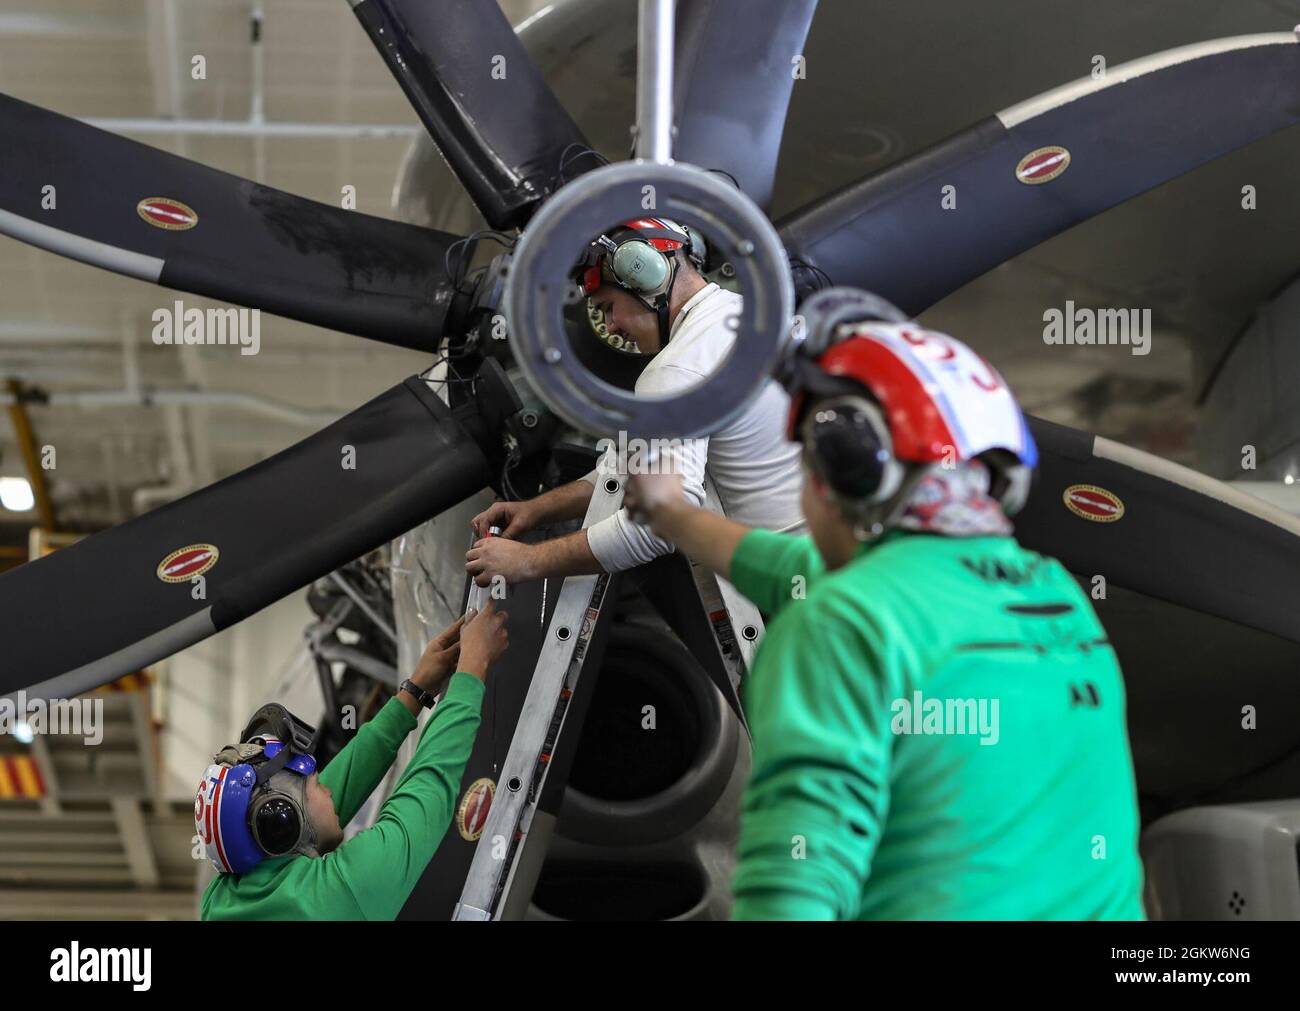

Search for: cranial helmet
xmin=194 ymin=703 xmax=321 ymax=875
xmin=780 ymin=287 xmax=1038 ymax=519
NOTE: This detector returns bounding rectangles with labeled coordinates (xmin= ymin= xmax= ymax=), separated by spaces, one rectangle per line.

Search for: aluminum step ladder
xmin=452 ymin=472 xmax=764 ymax=920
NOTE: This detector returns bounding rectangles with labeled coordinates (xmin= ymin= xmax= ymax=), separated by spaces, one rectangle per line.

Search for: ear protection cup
xmin=802 ymin=396 xmax=905 ymax=505
xmin=251 ymin=793 xmax=304 ymax=856
xmin=610 ymin=238 xmax=672 ymax=295
xmin=982 ymin=455 xmax=1033 ymax=516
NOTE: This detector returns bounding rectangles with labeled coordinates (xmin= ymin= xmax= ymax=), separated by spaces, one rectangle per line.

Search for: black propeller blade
xmin=673 ymin=0 xmax=818 ymax=210
xmin=1017 ymin=415 xmax=1300 ymax=810
xmin=0 ymin=378 xmax=492 ymax=701
xmin=0 ymin=93 xmax=466 ymax=352
xmin=1020 ymin=414 xmax=1300 ymax=647
xmin=778 ymin=33 xmax=1300 ymax=311
xmin=352 ymin=0 xmax=595 ymax=230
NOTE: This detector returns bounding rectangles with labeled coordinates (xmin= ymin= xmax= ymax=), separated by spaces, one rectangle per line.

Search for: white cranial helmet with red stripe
xmin=816 ymin=321 xmax=1037 ymax=468
xmin=783 ymin=287 xmax=1037 ymax=514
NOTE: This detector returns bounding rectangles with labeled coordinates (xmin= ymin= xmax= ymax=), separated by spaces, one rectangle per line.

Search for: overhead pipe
xmin=0 ymin=387 xmax=339 ymax=427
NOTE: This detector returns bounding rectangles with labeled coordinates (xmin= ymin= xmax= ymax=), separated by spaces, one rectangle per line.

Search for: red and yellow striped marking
xmin=0 ymin=755 xmax=46 ymax=799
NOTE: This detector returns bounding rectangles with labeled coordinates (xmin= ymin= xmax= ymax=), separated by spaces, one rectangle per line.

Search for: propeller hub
xmin=505 ymin=160 xmax=792 ymax=439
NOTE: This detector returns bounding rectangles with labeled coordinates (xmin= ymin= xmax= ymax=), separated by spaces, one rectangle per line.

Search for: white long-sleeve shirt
xmin=582 ymin=283 xmax=804 ymax=572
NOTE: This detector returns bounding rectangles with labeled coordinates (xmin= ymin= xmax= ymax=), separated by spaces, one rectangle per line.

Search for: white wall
xmin=158 ymin=589 xmax=316 ymax=799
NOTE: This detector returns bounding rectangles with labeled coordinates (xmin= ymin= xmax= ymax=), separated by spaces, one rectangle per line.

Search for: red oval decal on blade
xmin=457 ymin=777 xmax=495 ymax=842
xmin=1063 ymin=484 xmax=1125 ymax=523
xmin=1016 ymin=146 xmax=1071 ymax=185
xmin=157 ymin=543 xmax=220 ymax=583
xmin=136 ymin=197 xmax=199 ymax=231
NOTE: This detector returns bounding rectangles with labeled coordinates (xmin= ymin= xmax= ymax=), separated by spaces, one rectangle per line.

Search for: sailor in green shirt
xmin=196 ymin=601 xmax=509 ymax=920
xmin=626 ymin=288 xmax=1144 ymax=920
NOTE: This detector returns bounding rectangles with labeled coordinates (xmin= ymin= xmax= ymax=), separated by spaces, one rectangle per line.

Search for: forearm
xmin=330 ymin=674 xmax=485 ymax=919
xmin=396 ymin=684 xmax=424 ymax=719
xmin=531 ymin=479 xmax=596 ymax=525
xmin=318 ymin=696 xmax=417 ymax=826
xmin=527 ymin=529 xmax=606 ymax=579
xmin=645 ymin=500 xmax=751 ymax=581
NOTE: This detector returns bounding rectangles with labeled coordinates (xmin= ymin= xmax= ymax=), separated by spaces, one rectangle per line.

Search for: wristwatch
xmin=399 ymin=678 xmax=438 ymax=710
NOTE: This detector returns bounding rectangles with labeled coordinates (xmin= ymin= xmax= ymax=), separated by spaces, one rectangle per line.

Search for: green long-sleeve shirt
xmin=727 ymin=528 xmax=1145 ymax=921
xmin=201 ymin=672 xmax=483 ymax=920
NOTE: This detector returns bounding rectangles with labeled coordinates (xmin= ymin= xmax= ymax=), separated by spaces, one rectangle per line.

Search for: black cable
xmin=557 ymin=143 xmax=610 ymax=184
xmin=444 ymin=229 xmax=516 ymax=297
xmin=418 ymin=353 xmax=475 ymax=389
xmin=707 ymin=167 xmax=741 ymax=190
xmin=501 ymin=447 xmax=533 ymax=502
xmin=789 ymin=257 xmax=835 ymax=293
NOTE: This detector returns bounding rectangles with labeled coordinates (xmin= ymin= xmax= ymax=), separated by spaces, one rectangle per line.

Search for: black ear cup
xmin=807 ymin=404 xmax=888 ymax=500
xmin=252 ymin=795 xmax=303 ymax=856
xmin=803 ymin=397 xmax=904 ymax=505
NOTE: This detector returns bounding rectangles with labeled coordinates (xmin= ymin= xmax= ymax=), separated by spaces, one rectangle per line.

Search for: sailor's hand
xmin=624 ymin=472 xmax=685 ymax=528
xmin=471 ymin=499 xmax=536 ymax=539
xmin=466 ymin=536 xmax=538 ymax=587
xmin=459 ymin=599 xmax=509 ymax=682
xmin=411 ymin=615 xmax=465 ymax=694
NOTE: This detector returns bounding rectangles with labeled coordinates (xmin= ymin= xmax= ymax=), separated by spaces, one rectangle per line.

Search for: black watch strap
xmin=399 ymin=678 xmax=437 ymax=710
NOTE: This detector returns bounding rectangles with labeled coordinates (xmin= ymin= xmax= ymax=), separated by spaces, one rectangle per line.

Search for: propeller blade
xmin=1018 ymin=416 xmax=1300 ymax=807
xmin=0 ymin=378 xmax=492 ymax=701
xmin=351 ymin=0 xmax=594 ymax=230
xmin=673 ymin=0 xmax=818 ymax=209
xmin=778 ymin=32 xmax=1300 ymax=311
xmin=1019 ymin=414 xmax=1300 ymax=645
xmin=0 ymin=93 xmax=466 ymax=352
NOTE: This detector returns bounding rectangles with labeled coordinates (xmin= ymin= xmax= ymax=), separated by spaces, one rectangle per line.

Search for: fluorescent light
xmin=0 ymin=477 xmax=35 ymax=512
